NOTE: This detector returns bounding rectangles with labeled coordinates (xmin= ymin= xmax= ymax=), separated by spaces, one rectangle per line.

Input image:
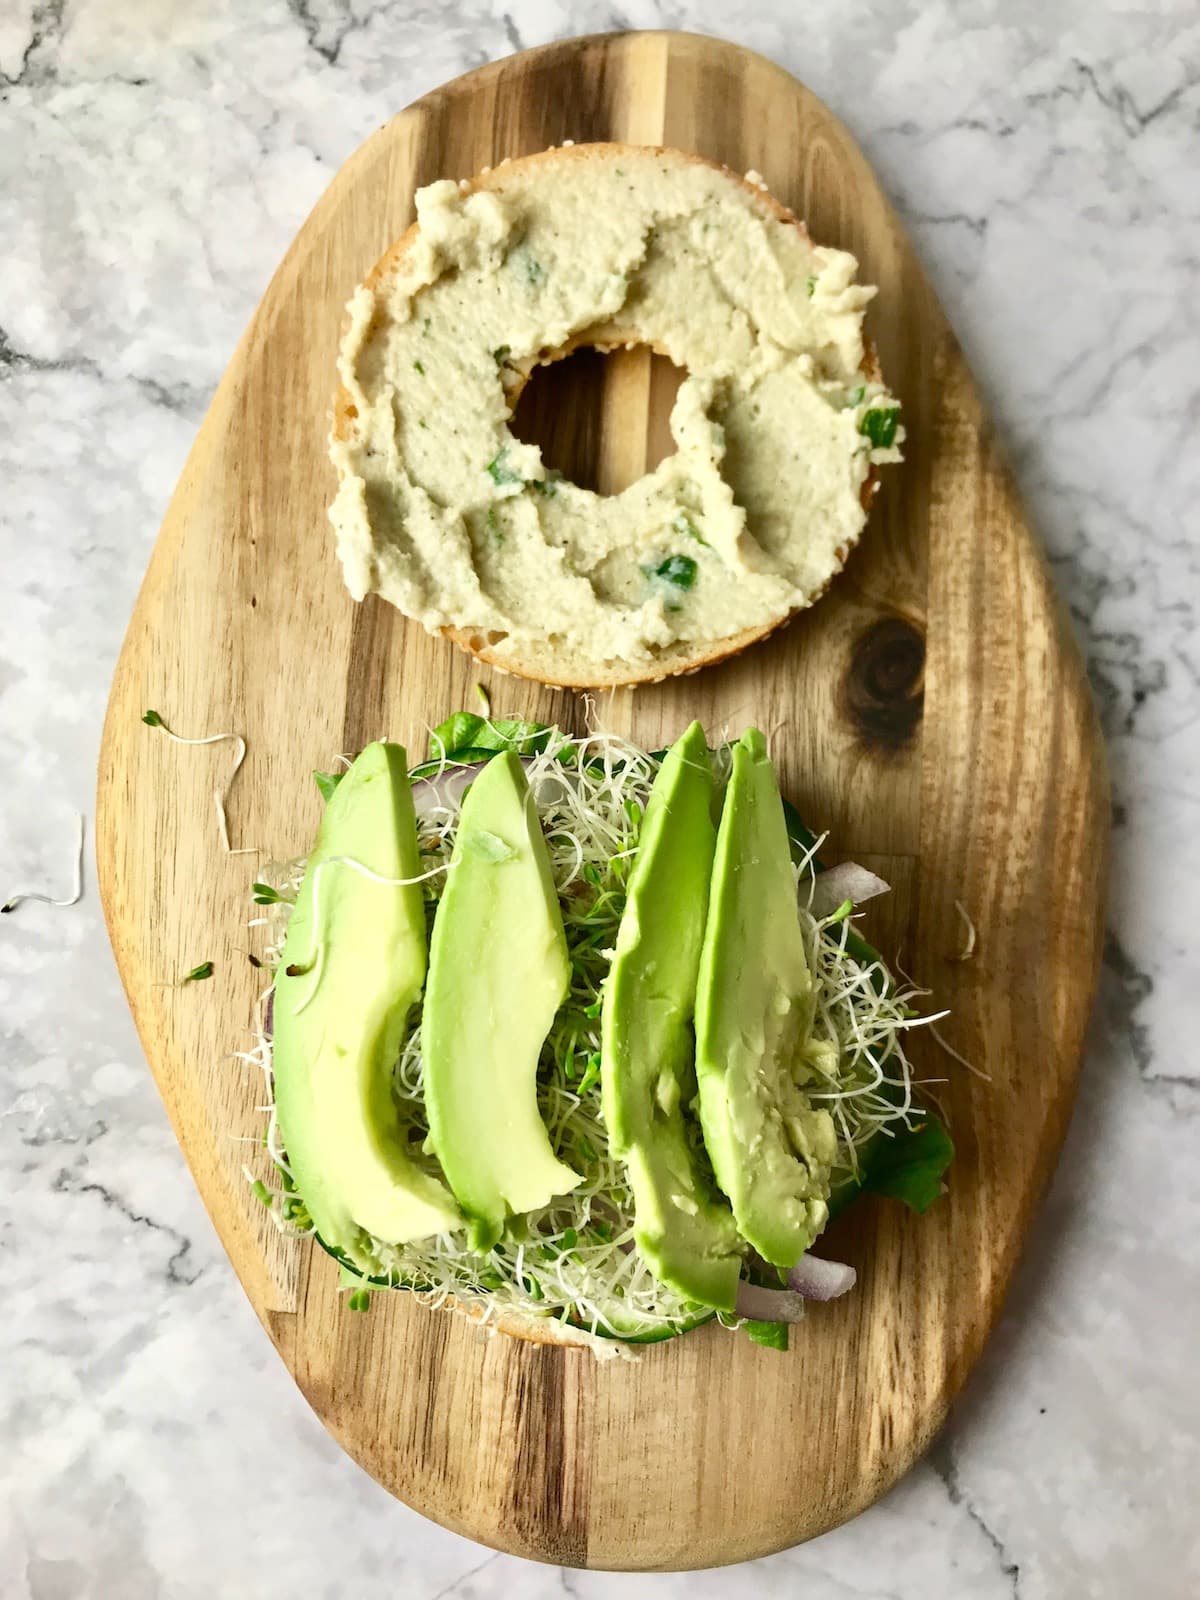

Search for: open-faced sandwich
xmin=245 ymin=714 xmax=952 ymax=1355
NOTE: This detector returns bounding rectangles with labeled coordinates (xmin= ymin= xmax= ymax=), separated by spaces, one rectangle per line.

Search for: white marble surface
xmin=1 ymin=2 xmax=1198 ymax=1595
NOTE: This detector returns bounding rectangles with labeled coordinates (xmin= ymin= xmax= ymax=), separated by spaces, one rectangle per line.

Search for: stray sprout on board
xmin=142 ymin=709 xmax=254 ymax=856
xmin=951 ymin=899 xmax=977 ymax=963
xmin=2 ymin=812 xmax=85 ymax=915
xmin=930 ymin=1023 xmax=990 ymax=1083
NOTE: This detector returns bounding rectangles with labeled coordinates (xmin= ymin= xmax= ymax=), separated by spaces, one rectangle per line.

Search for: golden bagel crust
xmin=330 ymin=142 xmax=885 ymax=690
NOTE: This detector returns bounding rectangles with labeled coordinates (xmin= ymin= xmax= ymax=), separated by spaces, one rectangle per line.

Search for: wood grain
xmin=96 ymin=31 xmax=1108 ymax=1571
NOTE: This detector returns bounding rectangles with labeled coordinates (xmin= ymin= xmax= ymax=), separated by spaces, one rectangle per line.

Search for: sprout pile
xmin=239 ymin=723 xmax=947 ymax=1342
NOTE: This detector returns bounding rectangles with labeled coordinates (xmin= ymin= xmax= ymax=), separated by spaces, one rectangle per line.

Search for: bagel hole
xmin=510 ymin=344 xmax=684 ymax=496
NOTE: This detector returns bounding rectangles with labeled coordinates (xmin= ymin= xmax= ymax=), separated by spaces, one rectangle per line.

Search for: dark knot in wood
xmin=843 ymin=616 xmax=925 ymax=751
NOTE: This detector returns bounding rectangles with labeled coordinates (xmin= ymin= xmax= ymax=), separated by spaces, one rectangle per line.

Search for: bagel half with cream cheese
xmin=329 ymin=143 xmax=903 ymax=688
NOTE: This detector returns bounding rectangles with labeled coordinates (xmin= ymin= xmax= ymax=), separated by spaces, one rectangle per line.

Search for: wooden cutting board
xmin=97 ymin=31 xmax=1107 ymax=1571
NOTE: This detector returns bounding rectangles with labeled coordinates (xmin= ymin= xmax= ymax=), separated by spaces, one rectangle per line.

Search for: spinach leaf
xmin=427 ymin=713 xmax=553 ymax=764
xmin=781 ymin=796 xmax=823 ymax=868
xmin=826 ymin=1109 xmax=954 ymax=1221
xmin=854 ymin=1117 xmax=955 ymax=1214
xmin=745 ymin=1319 xmax=789 ymax=1351
xmin=313 ymin=770 xmax=344 ymax=803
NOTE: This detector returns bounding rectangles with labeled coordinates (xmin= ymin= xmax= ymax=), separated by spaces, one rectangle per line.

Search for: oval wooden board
xmin=97 ymin=30 xmax=1107 ymax=1571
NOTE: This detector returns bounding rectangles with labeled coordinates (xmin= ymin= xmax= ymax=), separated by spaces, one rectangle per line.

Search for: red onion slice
xmin=786 ymin=1252 xmax=857 ymax=1301
xmin=411 ymin=755 xmax=563 ymax=820
xmin=410 ymin=765 xmax=480 ymax=815
xmin=809 ymin=861 xmax=891 ymax=918
xmin=734 ymin=1282 xmax=808 ymax=1322
xmin=735 ymin=1253 xmax=857 ymax=1319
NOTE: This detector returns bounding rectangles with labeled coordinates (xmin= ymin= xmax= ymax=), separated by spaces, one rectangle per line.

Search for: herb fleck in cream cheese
xmin=330 ymin=145 xmax=902 ymax=684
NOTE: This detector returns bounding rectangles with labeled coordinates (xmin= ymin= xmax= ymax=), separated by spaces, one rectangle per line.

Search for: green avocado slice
xmin=694 ymin=728 xmax=837 ymax=1268
xmin=423 ymin=749 xmax=581 ymax=1251
xmin=272 ymin=742 xmax=462 ymax=1273
xmin=600 ymin=722 xmax=743 ymax=1311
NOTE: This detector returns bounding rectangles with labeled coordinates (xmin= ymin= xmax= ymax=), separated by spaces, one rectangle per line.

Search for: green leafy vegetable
xmin=859 ymin=405 xmax=901 ymax=449
xmin=673 ymin=512 xmax=709 ymax=547
xmin=141 ymin=708 xmax=164 ymax=727
xmin=427 ymin=713 xmax=553 ymax=764
xmin=805 ymin=274 xmax=816 ymax=297
xmin=851 ymin=1117 xmax=955 ymax=1214
xmin=645 ymin=554 xmax=698 ymax=591
xmin=781 ymin=797 xmax=823 ymax=868
xmin=745 ymin=1319 xmax=789 ymax=1351
xmin=413 ymin=359 xmax=425 ymax=375
xmin=842 ymin=926 xmax=883 ymax=969
xmin=492 ymin=344 xmax=511 ymax=366
xmin=313 ymin=770 xmax=344 ymax=803
xmin=576 ymin=1052 xmax=601 ymax=1094
xmin=183 ymin=961 xmax=214 ymax=983
xmin=251 ymin=882 xmax=286 ymax=905
xmin=410 ymin=746 xmax=499 ymax=777
xmin=485 ymin=447 xmax=525 ymax=486
xmin=532 ymin=469 xmax=563 ymax=497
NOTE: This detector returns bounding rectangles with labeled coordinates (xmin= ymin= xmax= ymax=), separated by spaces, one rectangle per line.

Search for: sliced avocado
xmin=423 ymin=749 xmax=580 ymax=1250
xmin=272 ymin=743 xmax=462 ymax=1274
xmin=694 ymin=728 xmax=836 ymax=1268
xmin=600 ymin=722 xmax=742 ymax=1311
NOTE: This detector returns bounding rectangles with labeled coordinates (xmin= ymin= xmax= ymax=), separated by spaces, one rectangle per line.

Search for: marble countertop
xmin=2 ymin=2 xmax=1197 ymax=1596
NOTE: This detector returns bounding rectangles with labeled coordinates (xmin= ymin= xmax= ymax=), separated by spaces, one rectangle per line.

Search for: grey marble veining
xmin=2 ymin=2 xmax=1198 ymax=1596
